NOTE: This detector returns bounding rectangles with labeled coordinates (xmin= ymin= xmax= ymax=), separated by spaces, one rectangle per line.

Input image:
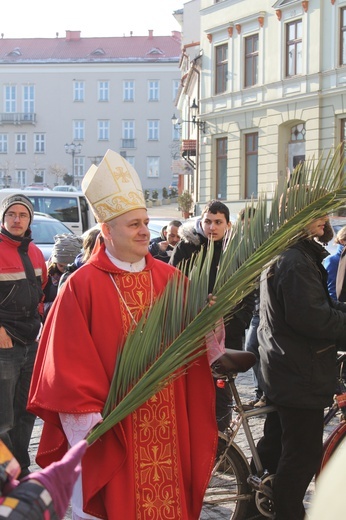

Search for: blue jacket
xmin=323 ymin=244 xmax=344 ymax=300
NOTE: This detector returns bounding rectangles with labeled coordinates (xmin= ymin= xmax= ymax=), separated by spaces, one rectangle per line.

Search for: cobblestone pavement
xmin=28 ymin=366 xmax=339 ymax=520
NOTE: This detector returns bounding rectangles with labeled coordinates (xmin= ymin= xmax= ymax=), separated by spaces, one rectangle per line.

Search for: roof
xmin=0 ymin=30 xmax=182 ymax=64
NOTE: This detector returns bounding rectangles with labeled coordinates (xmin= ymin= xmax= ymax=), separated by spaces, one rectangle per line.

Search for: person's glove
xmin=22 ymin=440 xmax=87 ymax=519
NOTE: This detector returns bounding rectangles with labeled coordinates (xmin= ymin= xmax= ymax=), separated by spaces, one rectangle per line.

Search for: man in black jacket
xmin=170 ymin=200 xmax=255 ymax=431
xmin=0 ymin=194 xmax=47 ymax=478
xmin=148 ymin=220 xmax=182 ymax=263
xmin=257 ymin=216 xmax=346 ymax=520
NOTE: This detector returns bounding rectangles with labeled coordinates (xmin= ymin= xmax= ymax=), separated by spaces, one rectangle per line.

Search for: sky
xmin=1 ymin=0 xmax=184 ymax=39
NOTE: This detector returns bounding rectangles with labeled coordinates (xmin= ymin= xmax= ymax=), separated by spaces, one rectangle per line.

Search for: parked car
xmin=0 ymin=188 xmax=96 ymax=235
xmin=53 ymin=185 xmax=79 ymax=192
xmin=25 ymin=184 xmax=52 ymax=191
xmin=31 ymin=213 xmax=77 ymax=260
xmin=148 ymin=219 xmax=173 ymax=240
xmin=169 ymin=179 xmax=178 ymax=190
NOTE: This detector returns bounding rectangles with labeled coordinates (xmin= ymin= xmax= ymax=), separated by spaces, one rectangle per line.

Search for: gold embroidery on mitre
xmin=81 ymin=149 xmax=146 ymax=222
xmin=95 ymin=192 xmax=147 ymax=222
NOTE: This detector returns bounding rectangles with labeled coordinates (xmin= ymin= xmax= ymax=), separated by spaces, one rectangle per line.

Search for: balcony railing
xmin=121 ymin=138 xmax=136 ymax=148
xmin=0 ymin=113 xmax=36 ymax=125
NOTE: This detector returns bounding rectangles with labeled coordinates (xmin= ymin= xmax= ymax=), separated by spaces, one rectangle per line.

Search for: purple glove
xmin=22 ymin=440 xmax=87 ymax=519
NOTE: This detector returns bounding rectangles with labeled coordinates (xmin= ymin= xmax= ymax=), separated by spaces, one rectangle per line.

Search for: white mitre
xmin=81 ymin=149 xmax=146 ymax=223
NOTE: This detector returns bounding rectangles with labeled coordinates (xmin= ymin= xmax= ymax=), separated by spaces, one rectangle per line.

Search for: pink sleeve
xmin=205 ymin=318 xmax=226 ymax=365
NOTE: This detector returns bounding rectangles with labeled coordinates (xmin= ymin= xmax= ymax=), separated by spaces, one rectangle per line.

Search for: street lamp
xmin=64 ymin=142 xmax=82 ymax=186
xmin=171 ymin=98 xmax=206 ymax=133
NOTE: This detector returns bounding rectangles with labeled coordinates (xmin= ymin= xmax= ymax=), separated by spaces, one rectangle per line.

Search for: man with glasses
xmin=0 ymin=194 xmax=47 ymax=478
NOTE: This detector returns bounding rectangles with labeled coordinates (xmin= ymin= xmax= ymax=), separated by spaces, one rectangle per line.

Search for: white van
xmin=0 ymin=189 xmax=96 ymax=235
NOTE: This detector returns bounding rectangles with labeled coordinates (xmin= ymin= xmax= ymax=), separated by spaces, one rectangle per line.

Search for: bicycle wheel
xmin=201 ymin=440 xmax=252 ymax=520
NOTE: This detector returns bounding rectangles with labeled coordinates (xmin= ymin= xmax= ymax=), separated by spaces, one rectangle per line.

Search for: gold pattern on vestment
xmin=113 ymin=271 xmax=183 ymax=519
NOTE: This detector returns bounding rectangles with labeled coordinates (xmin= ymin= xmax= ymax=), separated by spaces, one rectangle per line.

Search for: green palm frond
xmin=87 ymin=148 xmax=346 ymax=445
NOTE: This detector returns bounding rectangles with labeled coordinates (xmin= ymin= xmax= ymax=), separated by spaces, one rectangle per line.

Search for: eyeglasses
xmin=5 ymin=212 xmax=30 ymax=220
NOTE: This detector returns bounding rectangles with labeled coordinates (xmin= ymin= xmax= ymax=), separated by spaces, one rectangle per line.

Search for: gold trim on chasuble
xmin=114 ymin=271 xmax=183 ymax=519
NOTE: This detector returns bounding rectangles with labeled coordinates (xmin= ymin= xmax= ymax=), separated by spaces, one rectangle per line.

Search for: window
xmin=16 ymin=170 xmax=27 ymax=187
xmin=73 ymin=121 xmax=85 ymax=141
xmin=16 ymin=134 xmax=26 ymax=153
xmin=148 ymin=120 xmax=159 ymax=141
xmin=74 ymin=156 xmax=85 ymax=180
xmin=148 ymin=80 xmax=159 ymax=101
xmin=126 ymin=156 xmax=135 ymax=167
xmin=341 ymin=119 xmax=346 ymax=170
xmin=173 ymin=79 xmax=180 ymax=101
xmin=73 ymin=81 xmax=85 ymax=102
xmin=290 ymin=123 xmax=306 ymax=141
xmin=340 ymin=7 xmax=346 ymax=66
xmin=172 ymin=125 xmax=180 ymax=141
xmin=34 ymin=134 xmax=45 ymax=153
xmin=147 ymin=157 xmax=160 ymax=178
xmin=0 ymin=134 xmax=8 ymax=153
xmin=216 ymin=137 xmax=227 ymax=199
xmin=98 ymin=81 xmax=109 ymax=102
xmin=122 ymin=120 xmax=135 ymax=138
xmin=123 ymin=80 xmax=134 ymax=101
xmin=215 ymin=44 xmax=228 ymax=95
xmin=98 ymin=120 xmax=110 ymax=140
xmin=286 ymin=19 xmax=302 ymax=77
xmin=245 ymin=133 xmax=258 ymax=199
xmin=5 ymin=86 xmax=16 ymax=112
xmin=23 ymin=85 xmax=35 ymax=114
xmin=122 ymin=121 xmax=135 ymax=148
xmin=245 ymin=34 xmax=259 ymax=87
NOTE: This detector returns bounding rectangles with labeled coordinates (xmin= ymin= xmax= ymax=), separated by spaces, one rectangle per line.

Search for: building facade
xmin=0 ymin=30 xmax=181 ymax=192
xmin=177 ymin=0 xmax=346 ymax=214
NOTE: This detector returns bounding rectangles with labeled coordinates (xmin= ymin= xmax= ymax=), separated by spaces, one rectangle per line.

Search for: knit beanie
xmin=51 ymin=233 xmax=83 ymax=264
xmin=1 ymin=194 xmax=34 ymax=225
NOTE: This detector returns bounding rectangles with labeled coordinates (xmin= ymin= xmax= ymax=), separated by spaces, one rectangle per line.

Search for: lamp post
xmin=64 ymin=142 xmax=82 ymax=186
xmin=171 ymin=98 xmax=206 ymax=133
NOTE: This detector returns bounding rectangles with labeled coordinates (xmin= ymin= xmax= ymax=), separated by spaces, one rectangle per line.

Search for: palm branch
xmin=87 ymin=147 xmax=346 ymax=445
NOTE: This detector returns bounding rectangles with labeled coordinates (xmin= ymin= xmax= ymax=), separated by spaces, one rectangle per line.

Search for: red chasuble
xmin=28 ymin=246 xmax=217 ymax=519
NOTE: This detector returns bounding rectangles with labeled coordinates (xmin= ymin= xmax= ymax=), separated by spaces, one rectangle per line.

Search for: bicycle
xmin=201 ymin=349 xmax=346 ymax=520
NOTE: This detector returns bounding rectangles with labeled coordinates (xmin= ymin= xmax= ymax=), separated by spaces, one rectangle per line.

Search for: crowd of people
xmin=1 ymin=150 xmax=346 ymax=520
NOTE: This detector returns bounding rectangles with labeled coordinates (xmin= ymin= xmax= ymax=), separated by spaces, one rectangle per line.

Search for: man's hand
xmin=207 ymin=293 xmax=217 ymax=307
xmin=158 ymin=241 xmax=169 ymax=252
xmin=0 ymin=327 xmax=13 ymax=349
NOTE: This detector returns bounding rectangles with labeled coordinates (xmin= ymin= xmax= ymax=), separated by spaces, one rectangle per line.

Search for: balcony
xmin=0 ymin=113 xmax=36 ymax=125
xmin=121 ymin=138 xmax=136 ymax=149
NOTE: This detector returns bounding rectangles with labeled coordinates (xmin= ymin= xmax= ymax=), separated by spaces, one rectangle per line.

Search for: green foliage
xmin=87 ymin=147 xmax=346 ymax=445
xmin=162 ymin=187 xmax=169 ymax=199
xmin=151 ymin=189 xmax=159 ymax=200
xmin=170 ymin=187 xmax=178 ymax=198
xmin=144 ymin=189 xmax=150 ymax=201
xmin=177 ymin=190 xmax=193 ymax=212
